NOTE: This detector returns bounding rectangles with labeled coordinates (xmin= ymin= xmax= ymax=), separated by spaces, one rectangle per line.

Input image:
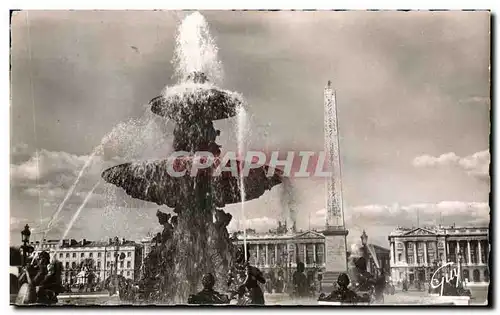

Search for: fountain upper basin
xmin=150 ymin=82 xmax=244 ymax=122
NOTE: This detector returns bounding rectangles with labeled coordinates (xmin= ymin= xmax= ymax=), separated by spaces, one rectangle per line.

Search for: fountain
xmin=100 ymin=12 xmax=283 ymax=303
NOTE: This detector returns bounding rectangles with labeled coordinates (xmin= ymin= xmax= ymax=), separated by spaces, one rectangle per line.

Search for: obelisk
xmin=322 ymin=80 xmax=348 ymax=285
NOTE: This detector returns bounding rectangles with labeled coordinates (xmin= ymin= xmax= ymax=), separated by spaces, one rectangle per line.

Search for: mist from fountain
xmin=41 ymin=108 xmax=171 ymax=246
xmin=172 ymin=11 xmax=223 ymax=85
xmin=57 ymin=181 xmax=101 ymax=248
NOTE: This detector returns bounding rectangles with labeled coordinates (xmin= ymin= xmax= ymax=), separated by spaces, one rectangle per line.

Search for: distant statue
xmin=156 ymin=210 xmax=174 ymax=243
xmin=274 ymin=269 xmax=285 ymax=293
xmin=170 ymin=215 xmax=178 ymax=229
xmin=349 ymin=257 xmax=376 ymax=302
xmin=187 ymin=273 xmax=229 ymax=305
xmin=214 ymin=209 xmax=232 ymax=231
xmin=227 ymin=247 xmax=266 ymax=305
xmin=318 ymin=273 xmax=365 ymax=303
xmin=292 ymin=262 xmax=309 ymax=297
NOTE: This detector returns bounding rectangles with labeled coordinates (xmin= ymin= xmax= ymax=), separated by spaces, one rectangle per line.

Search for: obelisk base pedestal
xmin=321 ymin=227 xmax=348 ymax=292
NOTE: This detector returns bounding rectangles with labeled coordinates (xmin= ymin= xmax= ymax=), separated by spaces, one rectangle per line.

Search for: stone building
xmin=31 ymin=237 xmax=143 ymax=284
xmin=388 ymin=225 xmax=490 ymax=284
xmin=233 ymin=227 xmax=390 ymax=289
xmin=233 ymin=229 xmax=326 ymax=288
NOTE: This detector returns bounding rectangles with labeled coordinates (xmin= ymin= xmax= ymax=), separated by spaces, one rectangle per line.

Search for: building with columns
xmin=388 ymin=225 xmax=490 ymax=285
xmin=233 ymin=227 xmax=390 ymax=289
xmin=234 ymin=229 xmax=326 ymax=286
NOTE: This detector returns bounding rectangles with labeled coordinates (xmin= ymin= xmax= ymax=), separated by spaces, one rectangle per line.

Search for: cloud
xmin=287 ymin=201 xmax=489 ymax=247
xmin=412 ymin=150 xmax=490 ymax=180
xmin=458 ymin=150 xmax=490 ymax=179
xmin=10 ymin=149 xmax=94 ymax=183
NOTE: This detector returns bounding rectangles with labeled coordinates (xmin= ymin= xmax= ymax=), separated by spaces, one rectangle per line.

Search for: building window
xmin=306 ymin=244 xmax=314 ymax=265
xmin=120 ymin=261 xmax=124 ymax=268
xmin=316 ymin=244 xmax=324 ymax=265
xmin=484 ymin=269 xmax=489 ymax=282
xmin=59 ymin=253 xmax=63 ymax=259
xmin=127 ymin=271 xmax=130 ymax=276
xmin=127 ymin=261 xmax=131 ymax=268
xmin=66 ymin=253 xmax=70 ymax=258
xmin=473 ymin=269 xmax=480 ymax=282
xmin=416 ymin=242 xmax=424 ymax=264
xmin=259 ymin=244 xmax=266 ymax=266
xmin=107 ymin=262 xmax=110 ymax=268
xmin=481 ymin=241 xmax=488 ymax=263
xmin=398 ymin=253 xmax=402 ymax=262
xmin=462 ymin=269 xmax=470 ymax=281
xmin=107 ymin=252 xmax=110 ymax=258
xmin=81 ymin=253 xmax=84 ymax=258
xmin=97 ymin=262 xmax=101 ymax=269
xmin=98 ymin=252 xmax=101 ymax=258
xmin=72 ymin=253 xmax=76 ymax=258
xmin=268 ymin=244 xmax=276 ymax=265
xmin=89 ymin=253 xmax=93 ymax=258
xmin=127 ymin=252 xmax=131 ymax=257
xmin=427 ymin=242 xmax=437 ymax=263
xmin=71 ymin=262 xmax=76 ymax=269
xmin=65 ymin=262 xmax=69 ymax=269
xmin=470 ymin=243 xmax=478 ymax=264
xmin=407 ymin=243 xmax=414 ymax=264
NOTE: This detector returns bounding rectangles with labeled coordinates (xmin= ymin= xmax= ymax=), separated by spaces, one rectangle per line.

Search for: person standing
xmin=292 ymin=262 xmax=308 ymax=297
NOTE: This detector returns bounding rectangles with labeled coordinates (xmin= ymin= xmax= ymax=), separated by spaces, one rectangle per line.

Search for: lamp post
xmin=360 ymin=230 xmax=369 ymax=272
xmin=21 ymin=224 xmax=31 ymax=267
xmin=114 ymin=237 xmax=120 ymax=295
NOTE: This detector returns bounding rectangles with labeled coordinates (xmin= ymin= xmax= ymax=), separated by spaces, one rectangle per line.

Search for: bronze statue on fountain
xmin=227 ymin=247 xmax=266 ymax=305
xmin=101 ymin=71 xmax=283 ymax=303
xmin=188 ymin=273 xmax=230 ymax=305
xmin=318 ymin=273 xmax=368 ymax=304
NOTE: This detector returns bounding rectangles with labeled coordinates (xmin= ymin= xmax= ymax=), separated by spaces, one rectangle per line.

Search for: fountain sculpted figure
xmin=188 ymin=273 xmax=229 ymax=305
xmin=227 ymin=247 xmax=266 ymax=305
xmin=318 ymin=273 xmax=364 ymax=304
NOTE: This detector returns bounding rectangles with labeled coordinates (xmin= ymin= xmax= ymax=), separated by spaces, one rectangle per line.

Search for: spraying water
xmin=236 ymin=105 xmax=248 ymax=261
xmin=280 ymin=177 xmax=297 ymax=233
xmin=42 ymin=109 xmax=170 ymax=243
xmin=173 ymin=12 xmax=223 ymax=84
xmin=43 ymin=146 xmax=102 ymax=239
xmin=58 ymin=181 xmax=101 ymax=248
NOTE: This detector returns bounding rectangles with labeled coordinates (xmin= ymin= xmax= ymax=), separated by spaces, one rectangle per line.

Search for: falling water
xmin=172 ymin=11 xmax=223 ymax=84
xmin=236 ymin=105 xmax=248 ymax=260
xmin=43 ymin=109 xmax=170 ymax=242
xmin=58 ymin=181 xmax=101 ymax=248
xmin=41 ymin=146 xmax=102 ymax=243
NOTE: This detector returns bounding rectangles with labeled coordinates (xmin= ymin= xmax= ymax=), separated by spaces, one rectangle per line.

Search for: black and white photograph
xmin=8 ymin=9 xmax=491 ymax=306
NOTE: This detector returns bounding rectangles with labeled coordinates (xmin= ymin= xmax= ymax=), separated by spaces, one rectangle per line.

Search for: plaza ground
xmin=48 ymin=285 xmax=488 ymax=306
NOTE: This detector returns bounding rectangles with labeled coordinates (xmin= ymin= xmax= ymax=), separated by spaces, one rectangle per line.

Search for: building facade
xmin=234 ymin=230 xmax=327 ymax=286
xmin=31 ymin=237 xmax=143 ymax=284
xmin=388 ymin=226 xmax=490 ymax=284
xmin=233 ymin=228 xmax=390 ymax=288
xmin=361 ymin=244 xmax=391 ymax=276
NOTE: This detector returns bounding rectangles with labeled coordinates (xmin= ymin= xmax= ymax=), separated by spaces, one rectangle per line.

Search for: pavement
xmin=15 ymin=286 xmax=488 ymax=306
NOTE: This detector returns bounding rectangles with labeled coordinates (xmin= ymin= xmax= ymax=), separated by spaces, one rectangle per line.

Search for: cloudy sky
xmin=10 ymin=10 xmax=490 ymax=247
